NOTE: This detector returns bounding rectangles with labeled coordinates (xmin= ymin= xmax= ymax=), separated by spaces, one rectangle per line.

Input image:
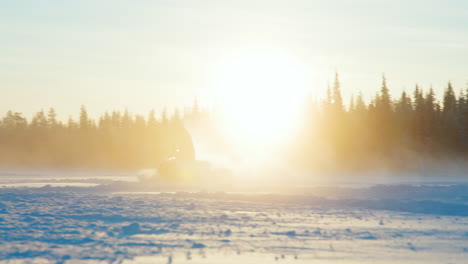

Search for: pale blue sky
xmin=1 ymin=0 xmax=468 ymax=119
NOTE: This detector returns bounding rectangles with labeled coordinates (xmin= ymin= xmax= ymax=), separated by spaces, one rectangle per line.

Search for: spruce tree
xmin=47 ymin=108 xmax=57 ymax=128
xmin=148 ymin=109 xmax=158 ymax=128
xmin=441 ymin=82 xmax=458 ymax=151
xmin=79 ymin=105 xmax=89 ymax=130
xmin=332 ymin=72 xmax=344 ymax=113
xmin=161 ymin=107 xmax=169 ymax=124
xmin=122 ymin=109 xmax=132 ymax=129
xmin=424 ymin=87 xmax=437 ymax=146
xmin=349 ymin=93 xmax=355 ymax=112
xmin=377 ymin=74 xmax=392 ymax=113
xmin=443 ymin=82 xmax=456 ymax=114
xmin=355 ymin=92 xmax=366 ymax=113
xmin=31 ymin=110 xmax=48 ymax=129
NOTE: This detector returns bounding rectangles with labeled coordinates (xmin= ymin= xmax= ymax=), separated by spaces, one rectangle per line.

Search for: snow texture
xmin=0 ymin=173 xmax=467 ymax=263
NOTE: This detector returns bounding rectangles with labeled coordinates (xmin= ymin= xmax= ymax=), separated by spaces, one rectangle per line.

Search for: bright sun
xmin=211 ymin=46 xmax=312 ymax=152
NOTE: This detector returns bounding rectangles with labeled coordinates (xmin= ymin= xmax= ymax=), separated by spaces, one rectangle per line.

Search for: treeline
xmin=296 ymin=74 xmax=468 ymax=172
xmin=0 ymin=100 xmax=208 ymax=169
xmin=1 ymin=75 xmax=467 ymax=172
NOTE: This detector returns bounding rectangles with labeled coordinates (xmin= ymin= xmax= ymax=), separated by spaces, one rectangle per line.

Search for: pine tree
xmin=424 ymin=87 xmax=437 ymax=146
xmin=47 ymin=108 xmax=57 ymax=128
xmin=31 ymin=110 xmax=48 ymax=129
xmin=122 ymin=109 xmax=132 ymax=129
xmin=172 ymin=108 xmax=181 ymax=124
xmin=161 ymin=107 xmax=169 ymax=124
xmin=395 ymin=90 xmax=413 ymax=146
xmin=413 ymin=85 xmax=424 ymax=114
xmin=355 ymin=92 xmax=366 ymax=113
xmin=111 ymin=111 xmax=121 ymax=128
xmin=332 ymin=72 xmax=344 ymax=113
xmin=134 ymin=114 xmax=146 ymax=129
xmin=2 ymin=111 xmax=14 ymax=129
xmin=99 ymin=112 xmax=112 ymax=131
xmin=441 ymin=82 xmax=459 ymax=151
xmin=457 ymin=88 xmax=468 ymax=151
xmin=67 ymin=116 xmax=77 ymax=130
xmin=349 ymin=93 xmax=355 ymax=112
xmin=425 ymin=87 xmax=436 ymax=113
xmin=79 ymin=105 xmax=89 ymax=130
xmin=147 ymin=109 xmax=158 ymax=128
xmin=3 ymin=112 xmax=27 ymax=130
xmin=443 ymin=82 xmax=456 ymax=114
xmin=377 ymin=74 xmax=392 ymax=113
xmin=412 ymin=85 xmax=425 ymax=147
xmin=396 ymin=91 xmax=412 ymax=114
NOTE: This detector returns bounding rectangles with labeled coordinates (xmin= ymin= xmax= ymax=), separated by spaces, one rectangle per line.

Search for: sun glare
xmin=211 ymin=46 xmax=312 ymax=153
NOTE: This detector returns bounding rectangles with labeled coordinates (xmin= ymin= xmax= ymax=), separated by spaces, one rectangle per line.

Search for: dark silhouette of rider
xmin=171 ymin=123 xmax=195 ymax=162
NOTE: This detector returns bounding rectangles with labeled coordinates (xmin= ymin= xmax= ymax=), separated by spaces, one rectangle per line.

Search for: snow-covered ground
xmin=0 ymin=169 xmax=467 ymax=263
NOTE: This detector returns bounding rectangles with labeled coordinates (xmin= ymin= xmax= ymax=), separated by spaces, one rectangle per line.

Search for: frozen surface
xmin=0 ymin=170 xmax=467 ymax=263
xmin=0 ymin=169 xmax=137 ymax=188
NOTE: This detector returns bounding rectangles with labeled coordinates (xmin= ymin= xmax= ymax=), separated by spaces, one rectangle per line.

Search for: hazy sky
xmin=1 ymin=0 xmax=468 ymax=120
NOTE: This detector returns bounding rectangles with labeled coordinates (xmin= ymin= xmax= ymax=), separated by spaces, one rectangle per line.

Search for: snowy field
xmin=0 ymin=169 xmax=468 ymax=263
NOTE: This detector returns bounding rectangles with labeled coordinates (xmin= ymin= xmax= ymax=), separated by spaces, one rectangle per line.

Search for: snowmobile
xmin=157 ymin=123 xmax=211 ymax=182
